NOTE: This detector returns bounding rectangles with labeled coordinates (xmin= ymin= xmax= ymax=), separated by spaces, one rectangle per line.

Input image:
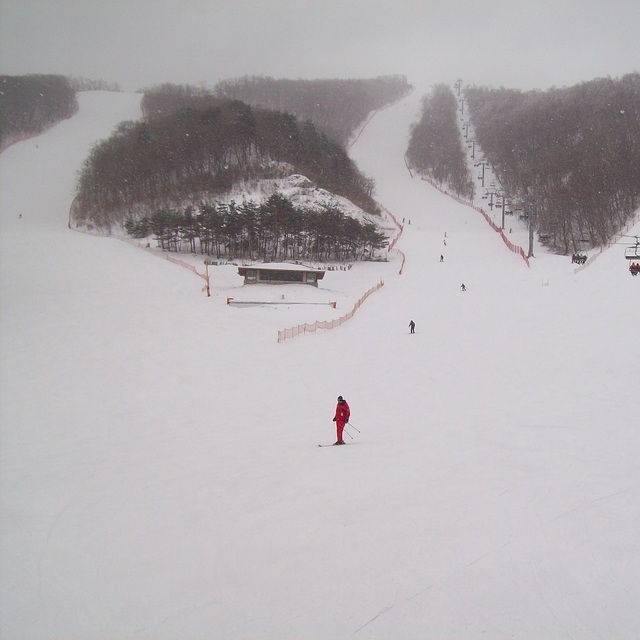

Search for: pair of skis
xmin=318 ymin=422 xmax=360 ymax=447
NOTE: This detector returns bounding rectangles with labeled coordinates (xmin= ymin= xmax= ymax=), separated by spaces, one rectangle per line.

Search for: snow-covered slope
xmin=1 ymin=89 xmax=639 ymax=639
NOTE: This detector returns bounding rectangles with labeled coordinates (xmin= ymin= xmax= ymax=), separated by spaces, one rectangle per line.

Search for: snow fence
xmin=277 ymin=280 xmax=384 ymax=343
xmin=418 ymin=174 xmax=530 ymax=268
xmin=573 ymin=212 xmax=640 ymax=274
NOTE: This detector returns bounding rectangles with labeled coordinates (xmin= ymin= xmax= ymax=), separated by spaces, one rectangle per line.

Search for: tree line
xmin=405 ymin=84 xmax=474 ymax=199
xmin=125 ymin=193 xmax=388 ymax=262
xmin=0 ymin=74 xmax=78 ymax=150
xmin=69 ymin=76 xmax=122 ymax=92
xmin=72 ymin=88 xmax=379 ymax=230
xmin=212 ymin=75 xmax=412 ymax=145
xmin=465 ymin=74 xmax=640 ymax=253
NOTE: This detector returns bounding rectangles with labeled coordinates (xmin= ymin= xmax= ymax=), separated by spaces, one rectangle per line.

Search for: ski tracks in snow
xmin=350 ymin=541 xmax=512 ymax=636
xmin=350 ymin=500 xmax=584 ymax=638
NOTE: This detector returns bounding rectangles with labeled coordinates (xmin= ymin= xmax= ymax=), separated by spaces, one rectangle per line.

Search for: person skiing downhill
xmin=409 ymin=320 xmax=415 ymax=333
xmin=332 ymin=395 xmax=350 ymax=445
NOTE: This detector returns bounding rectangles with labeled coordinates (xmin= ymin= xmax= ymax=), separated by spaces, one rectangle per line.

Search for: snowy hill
xmin=1 ymin=89 xmax=639 ymax=639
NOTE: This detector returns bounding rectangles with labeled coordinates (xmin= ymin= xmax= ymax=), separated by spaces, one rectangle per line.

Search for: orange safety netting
xmin=418 ymin=175 xmax=530 ymax=268
xmin=277 ymin=281 xmax=384 ymax=343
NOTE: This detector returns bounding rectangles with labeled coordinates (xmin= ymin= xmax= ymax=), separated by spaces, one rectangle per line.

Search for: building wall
xmin=242 ymin=269 xmax=320 ymax=286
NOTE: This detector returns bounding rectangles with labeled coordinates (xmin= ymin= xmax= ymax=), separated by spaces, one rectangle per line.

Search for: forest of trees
xmin=72 ymin=86 xmax=381 ymax=232
xmin=69 ymin=76 xmax=122 ymax=92
xmin=212 ymin=75 xmax=412 ymax=145
xmin=124 ymin=193 xmax=388 ymax=262
xmin=0 ymin=74 xmax=78 ymax=150
xmin=405 ymin=84 xmax=474 ymax=199
xmin=465 ymin=74 xmax=640 ymax=253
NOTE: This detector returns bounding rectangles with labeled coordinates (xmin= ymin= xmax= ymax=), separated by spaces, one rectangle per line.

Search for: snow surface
xmin=1 ymin=89 xmax=640 ymax=639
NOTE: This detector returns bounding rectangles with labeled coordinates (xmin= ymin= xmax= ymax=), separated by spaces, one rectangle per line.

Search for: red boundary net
xmin=277 ymin=280 xmax=384 ymax=343
xmin=573 ymin=213 xmax=640 ymax=273
xmin=417 ymin=174 xmax=530 ymax=268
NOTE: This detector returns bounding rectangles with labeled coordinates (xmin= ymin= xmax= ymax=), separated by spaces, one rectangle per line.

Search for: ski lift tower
xmin=475 ymin=160 xmax=489 ymax=188
xmin=523 ymin=190 xmax=540 ymax=258
xmin=496 ymin=191 xmax=508 ymax=230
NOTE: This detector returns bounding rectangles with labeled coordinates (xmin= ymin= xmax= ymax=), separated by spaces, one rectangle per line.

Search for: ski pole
xmin=346 ymin=421 xmax=360 ymax=433
xmin=344 ymin=427 xmax=354 ymax=439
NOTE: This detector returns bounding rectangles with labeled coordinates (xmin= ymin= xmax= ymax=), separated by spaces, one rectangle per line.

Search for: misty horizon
xmin=1 ymin=0 xmax=639 ymax=94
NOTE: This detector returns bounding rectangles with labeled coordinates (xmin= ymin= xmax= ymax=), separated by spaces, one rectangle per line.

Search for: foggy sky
xmin=1 ymin=0 xmax=639 ymax=92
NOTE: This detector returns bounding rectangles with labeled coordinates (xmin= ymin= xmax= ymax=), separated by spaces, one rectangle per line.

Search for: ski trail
xmin=351 ymin=603 xmax=396 ymax=635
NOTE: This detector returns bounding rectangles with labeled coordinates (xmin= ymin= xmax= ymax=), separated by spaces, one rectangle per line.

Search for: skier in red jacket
xmin=333 ymin=395 xmax=350 ymax=445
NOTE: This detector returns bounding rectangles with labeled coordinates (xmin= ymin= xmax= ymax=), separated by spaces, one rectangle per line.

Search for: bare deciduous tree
xmin=465 ymin=74 xmax=640 ymax=253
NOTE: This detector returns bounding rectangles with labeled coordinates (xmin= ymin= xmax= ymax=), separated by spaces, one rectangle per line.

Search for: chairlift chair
xmin=624 ymin=245 xmax=640 ymax=260
xmin=622 ymin=235 xmax=639 ymax=260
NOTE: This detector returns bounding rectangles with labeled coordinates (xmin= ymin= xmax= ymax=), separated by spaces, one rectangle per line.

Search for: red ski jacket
xmin=334 ymin=399 xmax=350 ymax=425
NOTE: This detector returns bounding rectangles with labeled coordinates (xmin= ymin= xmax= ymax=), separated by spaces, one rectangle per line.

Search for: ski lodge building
xmin=237 ymin=263 xmax=326 ymax=287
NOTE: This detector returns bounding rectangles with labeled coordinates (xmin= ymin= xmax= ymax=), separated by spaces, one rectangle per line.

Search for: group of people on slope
xmin=571 ymin=253 xmax=588 ymax=264
xmin=630 ymin=262 xmax=640 ymax=276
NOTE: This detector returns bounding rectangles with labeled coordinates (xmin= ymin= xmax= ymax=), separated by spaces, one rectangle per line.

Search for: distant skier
xmin=409 ymin=320 xmax=415 ymax=334
xmin=460 ymin=283 xmax=466 ymax=291
xmin=440 ymin=255 xmax=444 ymax=262
xmin=332 ymin=395 xmax=350 ymax=445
